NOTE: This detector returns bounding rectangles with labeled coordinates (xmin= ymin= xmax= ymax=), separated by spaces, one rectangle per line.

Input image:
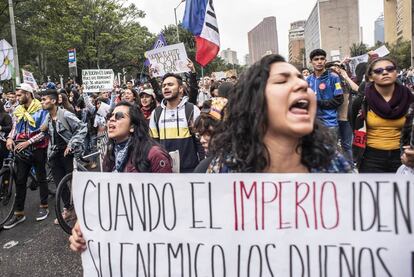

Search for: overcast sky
xmin=132 ymin=0 xmax=383 ymax=63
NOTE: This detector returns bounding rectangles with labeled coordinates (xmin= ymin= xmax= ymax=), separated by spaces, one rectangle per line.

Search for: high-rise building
xmin=289 ymin=20 xmax=306 ymax=69
xmin=304 ymin=0 xmax=360 ymax=61
xmin=384 ymin=0 xmax=412 ymax=44
xmin=220 ymin=48 xmax=239 ymax=65
xmin=248 ymin=17 xmax=279 ymax=64
xmin=244 ymin=54 xmax=251 ymax=66
xmin=374 ymin=14 xmax=385 ymax=44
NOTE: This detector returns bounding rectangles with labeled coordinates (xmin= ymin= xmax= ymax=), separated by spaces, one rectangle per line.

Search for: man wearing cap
xmin=3 ymin=83 xmax=50 ymax=229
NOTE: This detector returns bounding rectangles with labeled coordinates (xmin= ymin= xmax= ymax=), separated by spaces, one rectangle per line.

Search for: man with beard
xmin=4 ymin=83 xmax=49 ymax=229
xmin=149 ymin=73 xmax=205 ymax=172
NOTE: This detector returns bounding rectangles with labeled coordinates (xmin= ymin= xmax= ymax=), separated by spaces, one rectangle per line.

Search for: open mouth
xmin=108 ymin=124 xmax=116 ymax=131
xmin=289 ymin=99 xmax=310 ymax=115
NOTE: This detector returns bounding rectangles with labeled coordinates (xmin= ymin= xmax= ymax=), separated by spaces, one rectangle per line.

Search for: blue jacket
xmin=307 ymin=70 xmax=344 ymax=127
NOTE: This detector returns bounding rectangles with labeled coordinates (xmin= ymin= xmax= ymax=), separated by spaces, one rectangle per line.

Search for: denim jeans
xmin=338 ymin=120 xmax=353 ymax=163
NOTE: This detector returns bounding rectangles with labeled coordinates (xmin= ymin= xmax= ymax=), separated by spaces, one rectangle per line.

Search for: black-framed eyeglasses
xmin=372 ymin=65 xmax=396 ymax=75
xmin=106 ymin=111 xmax=128 ymax=121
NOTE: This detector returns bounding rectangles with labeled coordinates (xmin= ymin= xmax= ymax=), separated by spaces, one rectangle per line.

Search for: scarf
xmin=141 ymin=106 xmax=152 ymax=120
xmin=113 ymin=138 xmax=130 ymax=172
xmin=365 ymin=83 xmax=414 ymax=119
xmin=13 ymin=99 xmax=43 ymax=127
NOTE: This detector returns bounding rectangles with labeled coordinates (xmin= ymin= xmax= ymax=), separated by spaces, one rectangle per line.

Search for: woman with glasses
xmin=103 ymin=101 xmax=172 ymax=173
xmin=353 ymin=57 xmax=414 ymax=172
xmin=70 ymin=101 xmax=172 ymax=252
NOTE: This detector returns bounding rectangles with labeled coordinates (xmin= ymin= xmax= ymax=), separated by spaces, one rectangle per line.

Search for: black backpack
xmin=153 ymin=102 xmax=194 ymax=138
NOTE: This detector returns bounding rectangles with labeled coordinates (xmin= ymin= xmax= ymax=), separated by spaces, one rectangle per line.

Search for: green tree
xmin=349 ymin=42 xmax=368 ymax=57
xmin=387 ymin=39 xmax=411 ymax=69
xmin=0 ymin=0 xmax=154 ymax=83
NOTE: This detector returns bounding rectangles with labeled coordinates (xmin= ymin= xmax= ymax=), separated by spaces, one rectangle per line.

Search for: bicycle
xmin=55 ymin=150 xmax=103 ymax=234
xmin=0 ymin=138 xmax=55 ymax=228
xmin=0 ymin=153 xmax=16 ymax=227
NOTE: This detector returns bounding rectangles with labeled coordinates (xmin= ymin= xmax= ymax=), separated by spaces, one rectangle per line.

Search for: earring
xmin=130 ymin=129 xmax=134 ymax=133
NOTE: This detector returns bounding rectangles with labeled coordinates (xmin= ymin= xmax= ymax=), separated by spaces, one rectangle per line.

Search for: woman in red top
xmin=103 ymin=101 xmax=172 ymax=173
xmin=70 ymin=101 xmax=172 ymax=252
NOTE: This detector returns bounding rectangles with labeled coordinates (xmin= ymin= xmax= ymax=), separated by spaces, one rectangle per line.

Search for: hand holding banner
xmin=145 ymin=43 xmax=189 ymax=77
xmin=73 ymin=172 xmax=414 ymax=277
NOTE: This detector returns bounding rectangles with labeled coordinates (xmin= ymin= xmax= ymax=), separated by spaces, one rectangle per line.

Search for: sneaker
xmin=3 ymin=214 xmax=26 ymax=229
xmin=36 ymin=207 xmax=49 ymax=221
xmin=54 ymin=208 xmax=75 ymax=225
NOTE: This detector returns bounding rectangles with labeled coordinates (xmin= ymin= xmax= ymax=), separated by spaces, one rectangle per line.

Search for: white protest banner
xmin=374 ymin=45 xmax=390 ymax=58
xmin=21 ymin=69 xmax=39 ymax=90
xmin=73 ymin=173 xmax=413 ymax=277
xmin=82 ymin=69 xmax=114 ymax=93
xmin=348 ymin=54 xmax=369 ymax=77
xmin=145 ymin=43 xmax=189 ymax=77
xmin=348 ymin=45 xmax=391 ymax=77
xmin=212 ymin=71 xmax=226 ymax=80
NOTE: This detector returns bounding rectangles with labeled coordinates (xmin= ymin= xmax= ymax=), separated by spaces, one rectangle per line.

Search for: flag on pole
xmin=144 ymin=33 xmax=167 ymax=67
xmin=182 ymin=0 xmax=220 ymax=67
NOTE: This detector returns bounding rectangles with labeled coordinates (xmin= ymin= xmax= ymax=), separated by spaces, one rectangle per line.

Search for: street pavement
xmin=0 ymin=187 xmax=82 ymax=277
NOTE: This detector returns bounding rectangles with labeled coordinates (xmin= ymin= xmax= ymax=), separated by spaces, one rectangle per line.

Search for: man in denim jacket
xmin=39 ymin=89 xmax=87 ymax=223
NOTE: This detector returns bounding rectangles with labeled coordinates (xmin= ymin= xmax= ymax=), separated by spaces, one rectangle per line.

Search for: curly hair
xmin=209 ymin=54 xmax=336 ymax=172
xmin=103 ymin=101 xmax=167 ymax=172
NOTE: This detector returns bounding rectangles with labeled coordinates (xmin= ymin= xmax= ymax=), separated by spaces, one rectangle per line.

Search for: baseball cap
xmin=139 ymin=88 xmax=156 ymax=99
xmin=16 ymin=83 xmax=34 ymax=94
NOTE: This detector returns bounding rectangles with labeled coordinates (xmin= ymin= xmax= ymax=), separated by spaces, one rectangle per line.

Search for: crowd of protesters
xmin=0 ymin=50 xmax=413 ymax=236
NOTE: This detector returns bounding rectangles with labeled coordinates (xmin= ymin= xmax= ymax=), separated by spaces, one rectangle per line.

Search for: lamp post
xmin=8 ymin=0 xmax=20 ymax=86
xmin=328 ymin=25 xmax=342 ymax=59
xmin=174 ymin=0 xmax=186 ymax=43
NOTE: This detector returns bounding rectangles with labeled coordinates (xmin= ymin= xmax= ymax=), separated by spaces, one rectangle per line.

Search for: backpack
xmin=153 ymin=102 xmax=194 ymax=138
xmin=56 ymin=108 xmax=73 ymax=134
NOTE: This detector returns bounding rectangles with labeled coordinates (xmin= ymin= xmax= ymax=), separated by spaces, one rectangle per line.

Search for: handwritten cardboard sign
xmin=145 ymin=43 xmax=189 ymax=77
xmin=21 ymin=69 xmax=39 ymax=90
xmin=82 ymin=69 xmax=114 ymax=93
xmin=73 ymin=172 xmax=414 ymax=276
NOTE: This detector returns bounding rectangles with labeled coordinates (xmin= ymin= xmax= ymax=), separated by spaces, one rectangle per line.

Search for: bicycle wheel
xmin=55 ymin=173 xmax=76 ymax=234
xmin=0 ymin=167 xmax=16 ymax=227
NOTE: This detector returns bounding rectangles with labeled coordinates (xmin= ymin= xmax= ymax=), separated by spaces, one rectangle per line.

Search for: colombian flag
xmin=182 ymin=0 xmax=220 ymax=67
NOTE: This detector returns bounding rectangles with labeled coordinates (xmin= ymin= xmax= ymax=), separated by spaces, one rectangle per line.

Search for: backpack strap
xmin=184 ymin=102 xmax=195 ymax=134
xmin=57 ymin=108 xmax=72 ymax=134
xmin=153 ymin=106 xmax=163 ymax=138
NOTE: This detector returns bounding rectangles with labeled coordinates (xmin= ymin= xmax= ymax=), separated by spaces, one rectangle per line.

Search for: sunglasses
xmin=372 ymin=65 xmax=396 ymax=75
xmin=106 ymin=111 xmax=128 ymax=121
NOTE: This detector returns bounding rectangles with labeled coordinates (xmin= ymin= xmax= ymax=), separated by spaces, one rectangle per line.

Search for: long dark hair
xmin=209 ymin=54 xmax=336 ymax=172
xmin=59 ymin=92 xmax=75 ymax=113
xmin=103 ymin=101 xmax=166 ymax=172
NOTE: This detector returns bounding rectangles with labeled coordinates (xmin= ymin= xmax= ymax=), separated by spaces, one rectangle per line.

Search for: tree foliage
xmin=349 ymin=42 xmax=368 ymax=57
xmin=0 ymin=0 xmax=154 ymax=83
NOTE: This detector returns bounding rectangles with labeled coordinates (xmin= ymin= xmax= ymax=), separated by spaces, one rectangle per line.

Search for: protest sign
xmin=73 ymin=173 xmax=413 ymax=277
xmin=348 ymin=45 xmax=390 ymax=77
xmin=82 ymin=69 xmax=114 ymax=93
xmin=145 ymin=43 xmax=189 ymax=77
xmin=21 ymin=69 xmax=38 ymax=90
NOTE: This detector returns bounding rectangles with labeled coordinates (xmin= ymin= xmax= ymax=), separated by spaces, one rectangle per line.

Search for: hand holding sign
xmin=145 ymin=43 xmax=189 ymax=77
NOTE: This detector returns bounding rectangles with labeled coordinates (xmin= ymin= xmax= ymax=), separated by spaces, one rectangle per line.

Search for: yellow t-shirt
xmin=366 ymin=110 xmax=405 ymax=150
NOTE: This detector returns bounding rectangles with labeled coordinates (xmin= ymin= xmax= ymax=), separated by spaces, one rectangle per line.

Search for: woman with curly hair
xmin=196 ymin=54 xmax=352 ymax=173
